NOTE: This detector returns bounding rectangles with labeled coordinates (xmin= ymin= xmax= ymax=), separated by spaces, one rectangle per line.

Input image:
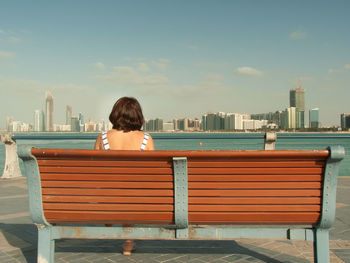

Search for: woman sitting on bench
xmin=94 ymin=96 xmax=155 ymax=255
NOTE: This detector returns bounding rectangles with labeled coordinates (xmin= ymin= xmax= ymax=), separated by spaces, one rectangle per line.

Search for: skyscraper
xmin=309 ymin=108 xmax=320 ymax=128
xmin=285 ymin=107 xmax=299 ymax=129
xmin=66 ymin=105 xmax=72 ymax=125
xmin=34 ymin=109 xmax=45 ymax=132
xmin=341 ymin=113 xmax=350 ymax=130
xmin=70 ymin=117 xmax=80 ymax=132
xmin=290 ymin=86 xmax=305 ymax=128
xmin=45 ymin=92 xmax=54 ymax=132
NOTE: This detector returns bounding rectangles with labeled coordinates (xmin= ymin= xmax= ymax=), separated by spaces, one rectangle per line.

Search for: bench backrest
xmin=19 ymin=146 xmax=344 ymax=228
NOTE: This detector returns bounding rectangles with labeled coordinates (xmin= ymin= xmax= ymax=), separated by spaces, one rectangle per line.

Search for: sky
xmin=0 ymin=0 xmax=349 ymax=128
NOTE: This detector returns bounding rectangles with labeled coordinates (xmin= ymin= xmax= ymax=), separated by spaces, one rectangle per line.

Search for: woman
xmin=94 ymin=97 xmax=154 ymax=255
xmin=95 ymin=96 xmax=154 ymax=151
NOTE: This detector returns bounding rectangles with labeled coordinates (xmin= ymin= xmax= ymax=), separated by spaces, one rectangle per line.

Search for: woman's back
xmin=95 ymin=130 xmax=154 ymax=151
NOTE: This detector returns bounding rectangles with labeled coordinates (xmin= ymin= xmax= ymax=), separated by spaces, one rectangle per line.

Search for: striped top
xmin=101 ymin=132 xmax=150 ymax=151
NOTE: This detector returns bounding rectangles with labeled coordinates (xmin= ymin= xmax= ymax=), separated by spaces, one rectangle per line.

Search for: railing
xmin=1 ymin=132 xmax=277 ymax=178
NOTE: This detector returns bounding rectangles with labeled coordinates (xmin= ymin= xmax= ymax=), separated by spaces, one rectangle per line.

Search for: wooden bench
xmin=18 ymin=145 xmax=345 ymax=263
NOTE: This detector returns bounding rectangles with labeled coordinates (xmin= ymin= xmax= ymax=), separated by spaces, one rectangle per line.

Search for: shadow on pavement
xmin=0 ymin=223 xmax=310 ymax=263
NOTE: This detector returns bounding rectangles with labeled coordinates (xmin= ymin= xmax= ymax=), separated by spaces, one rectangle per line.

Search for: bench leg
xmin=314 ymin=228 xmax=330 ymax=263
xmin=122 ymin=239 xmax=135 ymax=256
xmin=37 ymin=226 xmax=55 ymax=263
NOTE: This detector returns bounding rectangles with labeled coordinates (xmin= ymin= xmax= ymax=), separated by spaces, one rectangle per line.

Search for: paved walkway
xmin=0 ymin=177 xmax=349 ymax=263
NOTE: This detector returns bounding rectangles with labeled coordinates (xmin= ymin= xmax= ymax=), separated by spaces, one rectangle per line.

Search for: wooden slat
xmin=188 ymin=204 xmax=320 ymax=212
xmin=40 ymin=174 xmax=173 ymax=182
xmin=188 ymin=197 xmax=321 ymax=205
xmin=43 ymin=203 xmax=319 ymax=212
xmin=41 ymin=196 xmax=321 ymax=205
xmin=41 ymin=181 xmax=173 ymax=189
xmin=38 ymin=159 xmax=172 ymax=168
xmin=188 ymin=161 xmax=324 ymax=168
xmin=188 ymin=212 xmax=320 ymax=224
xmin=40 ymin=173 xmax=322 ymax=182
xmin=188 ymin=167 xmax=323 ymax=175
xmin=188 ymin=174 xmax=322 ymax=182
xmin=43 ymin=203 xmax=173 ymax=211
xmin=39 ymin=166 xmax=172 ymax=174
xmin=40 ymin=167 xmax=323 ymax=175
xmin=32 ymin=148 xmax=329 ymax=159
xmin=42 ymin=189 xmax=320 ymax=197
xmin=188 ymin=189 xmax=321 ymax=197
xmin=42 ymin=188 xmax=173 ymax=196
xmin=188 ymin=182 xmax=321 ymax=189
xmin=42 ymin=195 xmax=174 ymax=204
xmin=188 ymin=158 xmax=326 ymax=163
xmin=44 ymin=211 xmax=174 ymax=224
xmin=40 ymin=181 xmax=320 ymax=189
xmin=37 ymin=159 xmax=324 ymax=168
xmin=44 ymin=211 xmax=319 ymax=225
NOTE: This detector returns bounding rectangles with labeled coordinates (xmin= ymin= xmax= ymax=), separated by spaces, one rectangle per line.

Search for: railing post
xmin=264 ymin=132 xmax=277 ymax=150
xmin=1 ymin=133 xmax=22 ymax=179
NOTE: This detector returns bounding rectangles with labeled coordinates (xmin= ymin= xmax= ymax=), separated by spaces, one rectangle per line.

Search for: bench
xmin=18 ymin=145 xmax=345 ymax=263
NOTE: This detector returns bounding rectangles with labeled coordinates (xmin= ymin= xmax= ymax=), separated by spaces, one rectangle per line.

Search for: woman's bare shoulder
xmin=145 ymin=133 xmax=155 ymax=150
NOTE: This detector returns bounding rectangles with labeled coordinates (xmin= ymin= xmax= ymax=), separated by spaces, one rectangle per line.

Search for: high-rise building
xmin=71 ymin=117 xmax=80 ymax=132
xmin=285 ymin=107 xmax=299 ymax=129
xmin=45 ymin=92 xmax=54 ymax=131
xmin=224 ymin=113 xmax=243 ymax=130
xmin=163 ymin=122 xmax=175 ymax=132
xmin=290 ymin=86 xmax=305 ymax=128
xmin=145 ymin=118 xmax=163 ymax=131
xmin=177 ymin=118 xmax=188 ymax=131
xmin=341 ymin=113 xmax=350 ymax=130
xmin=78 ymin=113 xmax=85 ymax=132
xmin=6 ymin=116 xmax=13 ymax=132
xmin=204 ymin=113 xmax=216 ymax=131
xmin=79 ymin=112 xmax=84 ymax=125
xmin=34 ymin=110 xmax=45 ymax=132
xmin=66 ymin=105 xmax=72 ymax=125
xmin=309 ymin=108 xmax=320 ymax=128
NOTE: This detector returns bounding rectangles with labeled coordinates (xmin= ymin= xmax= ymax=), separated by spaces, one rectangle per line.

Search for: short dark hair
xmin=109 ymin=97 xmax=144 ymax=132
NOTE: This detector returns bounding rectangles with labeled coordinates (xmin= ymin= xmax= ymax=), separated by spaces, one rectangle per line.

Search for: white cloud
xmin=289 ymin=29 xmax=308 ymax=40
xmin=0 ymin=76 xmax=91 ymax=93
xmin=98 ymin=65 xmax=168 ymax=86
xmin=152 ymin=59 xmax=171 ymax=71
xmin=0 ymin=50 xmax=14 ymax=58
xmin=8 ymin=36 xmax=22 ymax=43
xmin=137 ymin=62 xmax=150 ymax=73
xmin=235 ymin=66 xmax=263 ymax=77
xmin=328 ymin=64 xmax=350 ymax=74
xmin=0 ymin=29 xmax=5 ymax=34
xmin=95 ymin=62 xmax=105 ymax=69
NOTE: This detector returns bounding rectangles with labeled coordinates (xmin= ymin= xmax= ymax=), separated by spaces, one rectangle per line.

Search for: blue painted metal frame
xmin=314 ymin=145 xmax=345 ymax=263
xmin=173 ymin=157 xmax=189 ymax=238
xmin=18 ymin=145 xmax=54 ymax=262
xmin=17 ymin=145 xmax=50 ymax=227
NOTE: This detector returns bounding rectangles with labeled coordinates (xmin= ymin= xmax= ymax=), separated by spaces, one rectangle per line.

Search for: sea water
xmin=0 ymin=132 xmax=349 ymax=176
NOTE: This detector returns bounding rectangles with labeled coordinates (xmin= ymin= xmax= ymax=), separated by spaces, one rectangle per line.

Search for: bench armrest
xmin=18 ymin=145 xmax=51 ymax=226
xmin=318 ymin=145 xmax=345 ymax=229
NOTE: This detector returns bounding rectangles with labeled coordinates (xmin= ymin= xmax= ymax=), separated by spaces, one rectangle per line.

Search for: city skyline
xmin=0 ymin=1 xmax=349 ymax=128
xmin=5 ymin=88 xmax=347 ymax=132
